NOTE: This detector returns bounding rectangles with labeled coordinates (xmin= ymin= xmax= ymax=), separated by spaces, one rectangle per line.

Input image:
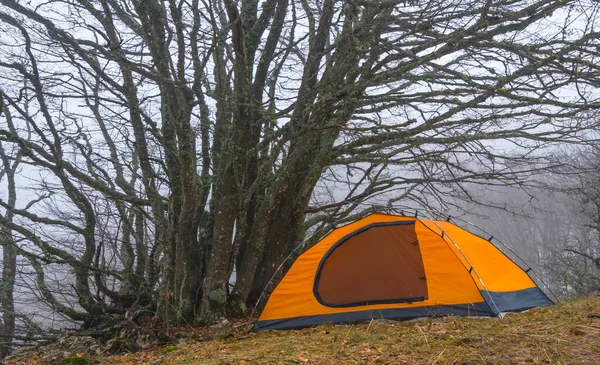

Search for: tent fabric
xmin=315 ymin=221 xmax=428 ymax=307
xmin=254 ymin=213 xmax=553 ymax=331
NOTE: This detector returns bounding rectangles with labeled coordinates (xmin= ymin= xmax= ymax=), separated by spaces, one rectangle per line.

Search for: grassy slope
xmin=9 ymin=296 xmax=600 ymax=365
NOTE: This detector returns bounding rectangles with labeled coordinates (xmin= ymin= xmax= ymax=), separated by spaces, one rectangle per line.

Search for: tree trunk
xmin=0 ymin=140 xmax=17 ymax=359
xmin=0 ymin=225 xmax=16 ymax=360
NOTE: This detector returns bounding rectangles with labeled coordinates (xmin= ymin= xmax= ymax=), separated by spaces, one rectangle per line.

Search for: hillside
xmin=6 ymin=296 xmax=600 ymax=365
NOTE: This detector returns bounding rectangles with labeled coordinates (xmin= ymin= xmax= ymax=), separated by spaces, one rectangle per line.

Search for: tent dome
xmin=254 ymin=212 xmax=552 ymax=331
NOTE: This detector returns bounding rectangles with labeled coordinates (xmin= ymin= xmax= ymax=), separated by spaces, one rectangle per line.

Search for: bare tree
xmin=460 ymin=151 xmax=600 ymax=299
xmin=554 ymin=145 xmax=600 ymax=295
xmin=0 ymin=0 xmax=598 ymax=342
xmin=0 ymin=100 xmax=18 ymax=359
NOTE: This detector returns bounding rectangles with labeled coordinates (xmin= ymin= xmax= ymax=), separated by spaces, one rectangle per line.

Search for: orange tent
xmin=254 ymin=213 xmax=552 ymax=330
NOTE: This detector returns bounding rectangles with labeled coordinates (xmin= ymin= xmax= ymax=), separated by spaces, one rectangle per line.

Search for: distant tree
xmin=461 ymin=147 xmax=600 ymax=299
xmin=458 ymin=183 xmax=597 ymax=298
xmin=554 ymin=146 xmax=600 ymax=295
xmin=0 ymin=0 xmax=599 ymax=342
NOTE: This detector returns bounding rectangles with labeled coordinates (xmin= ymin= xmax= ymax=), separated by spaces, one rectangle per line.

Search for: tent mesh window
xmin=314 ymin=221 xmax=428 ymax=307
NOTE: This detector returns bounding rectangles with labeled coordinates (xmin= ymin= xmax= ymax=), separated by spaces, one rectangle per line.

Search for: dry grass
xmin=8 ymin=296 xmax=600 ymax=365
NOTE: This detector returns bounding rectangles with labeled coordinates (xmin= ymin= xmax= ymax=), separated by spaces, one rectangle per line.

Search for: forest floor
xmin=5 ymin=296 xmax=600 ymax=365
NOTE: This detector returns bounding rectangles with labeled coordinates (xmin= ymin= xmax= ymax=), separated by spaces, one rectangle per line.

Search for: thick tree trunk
xmin=201 ymin=166 xmax=238 ymax=320
xmin=0 ymin=141 xmax=17 ymax=359
xmin=0 ymin=226 xmax=16 ymax=360
xmin=230 ymin=123 xmax=340 ymax=311
xmin=201 ymin=0 xmax=260 ymax=320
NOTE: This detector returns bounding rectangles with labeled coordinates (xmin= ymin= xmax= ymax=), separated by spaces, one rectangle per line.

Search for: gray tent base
xmin=254 ymin=287 xmax=552 ymax=331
